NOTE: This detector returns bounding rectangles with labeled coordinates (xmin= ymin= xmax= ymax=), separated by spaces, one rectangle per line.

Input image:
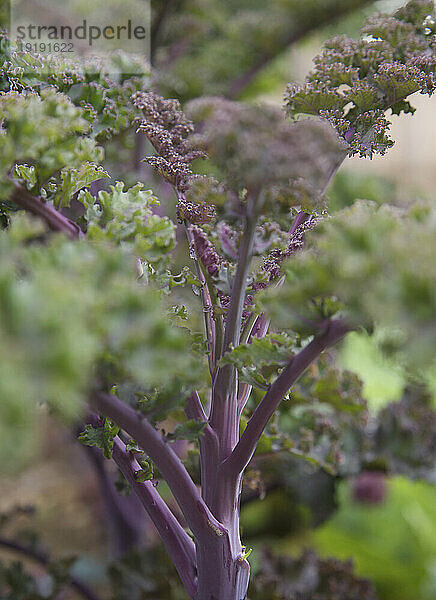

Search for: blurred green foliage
xmin=0 ymin=2 xmax=435 ymax=599
xmin=0 ymin=88 xmax=103 ymax=202
xmin=153 ymin=0 xmax=377 ymax=100
xmin=260 ymin=200 xmax=436 ymax=373
xmin=340 ymin=331 xmax=405 ymax=410
xmin=311 ymin=477 xmax=436 ymax=600
xmin=327 ymin=170 xmax=397 ymax=213
xmin=0 ymin=216 xmax=203 ymax=465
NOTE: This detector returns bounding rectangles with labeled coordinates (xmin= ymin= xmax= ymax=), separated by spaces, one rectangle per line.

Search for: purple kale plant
xmin=0 ymin=2 xmax=435 ymax=600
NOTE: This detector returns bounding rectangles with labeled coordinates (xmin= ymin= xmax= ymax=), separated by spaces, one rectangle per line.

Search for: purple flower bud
xmin=192 ymin=226 xmax=223 ymax=277
xmin=353 ymin=471 xmax=387 ymax=505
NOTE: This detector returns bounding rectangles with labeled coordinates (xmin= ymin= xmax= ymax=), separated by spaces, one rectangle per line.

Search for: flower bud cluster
xmin=177 ymin=194 xmax=216 ymax=225
xmin=284 ymin=0 xmax=436 ymax=157
xmin=253 ymin=216 xmax=320 ymax=292
xmin=133 ymin=91 xmax=206 ymax=192
xmin=191 ymin=226 xmax=223 ymax=277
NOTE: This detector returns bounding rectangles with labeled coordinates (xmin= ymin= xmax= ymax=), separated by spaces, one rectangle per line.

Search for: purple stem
xmin=289 ymin=210 xmax=309 ymax=236
xmin=11 ymin=182 xmax=84 ymax=239
xmin=185 ymin=391 xmax=220 ymax=508
xmin=91 ymin=391 xmax=223 ymax=542
xmin=185 ymin=223 xmax=216 ymax=374
xmin=211 ymin=202 xmax=259 ymax=461
xmin=185 ymin=389 xmax=207 ymax=422
xmin=112 ymin=437 xmax=197 ymax=598
xmin=82 ymin=443 xmax=145 ymax=557
xmin=237 ymin=383 xmax=252 ymax=417
xmin=320 ymin=128 xmax=356 ymax=196
xmin=248 ymin=313 xmax=270 ymax=343
xmin=222 ymin=319 xmax=351 ymax=478
xmin=236 ymin=211 xmax=307 ymax=419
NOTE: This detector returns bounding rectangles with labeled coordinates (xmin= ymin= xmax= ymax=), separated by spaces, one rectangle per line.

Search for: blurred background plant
xmin=0 ymin=1 xmax=435 ymax=599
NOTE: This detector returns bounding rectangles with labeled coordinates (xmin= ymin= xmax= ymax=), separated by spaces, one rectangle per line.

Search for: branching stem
xmin=185 ymin=391 xmax=220 ymax=508
xmin=210 ymin=195 xmax=261 ymax=460
xmin=222 ymin=319 xmax=351 ymax=478
xmin=185 ymin=222 xmax=217 ymax=374
xmin=91 ymin=391 xmax=223 ymax=542
xmin=112 ymin=437 xmax=197 ymax=598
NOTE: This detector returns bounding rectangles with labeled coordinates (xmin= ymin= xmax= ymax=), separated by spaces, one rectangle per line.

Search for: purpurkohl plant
xmin=0 ymin=1 xmax=436 ymax=599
